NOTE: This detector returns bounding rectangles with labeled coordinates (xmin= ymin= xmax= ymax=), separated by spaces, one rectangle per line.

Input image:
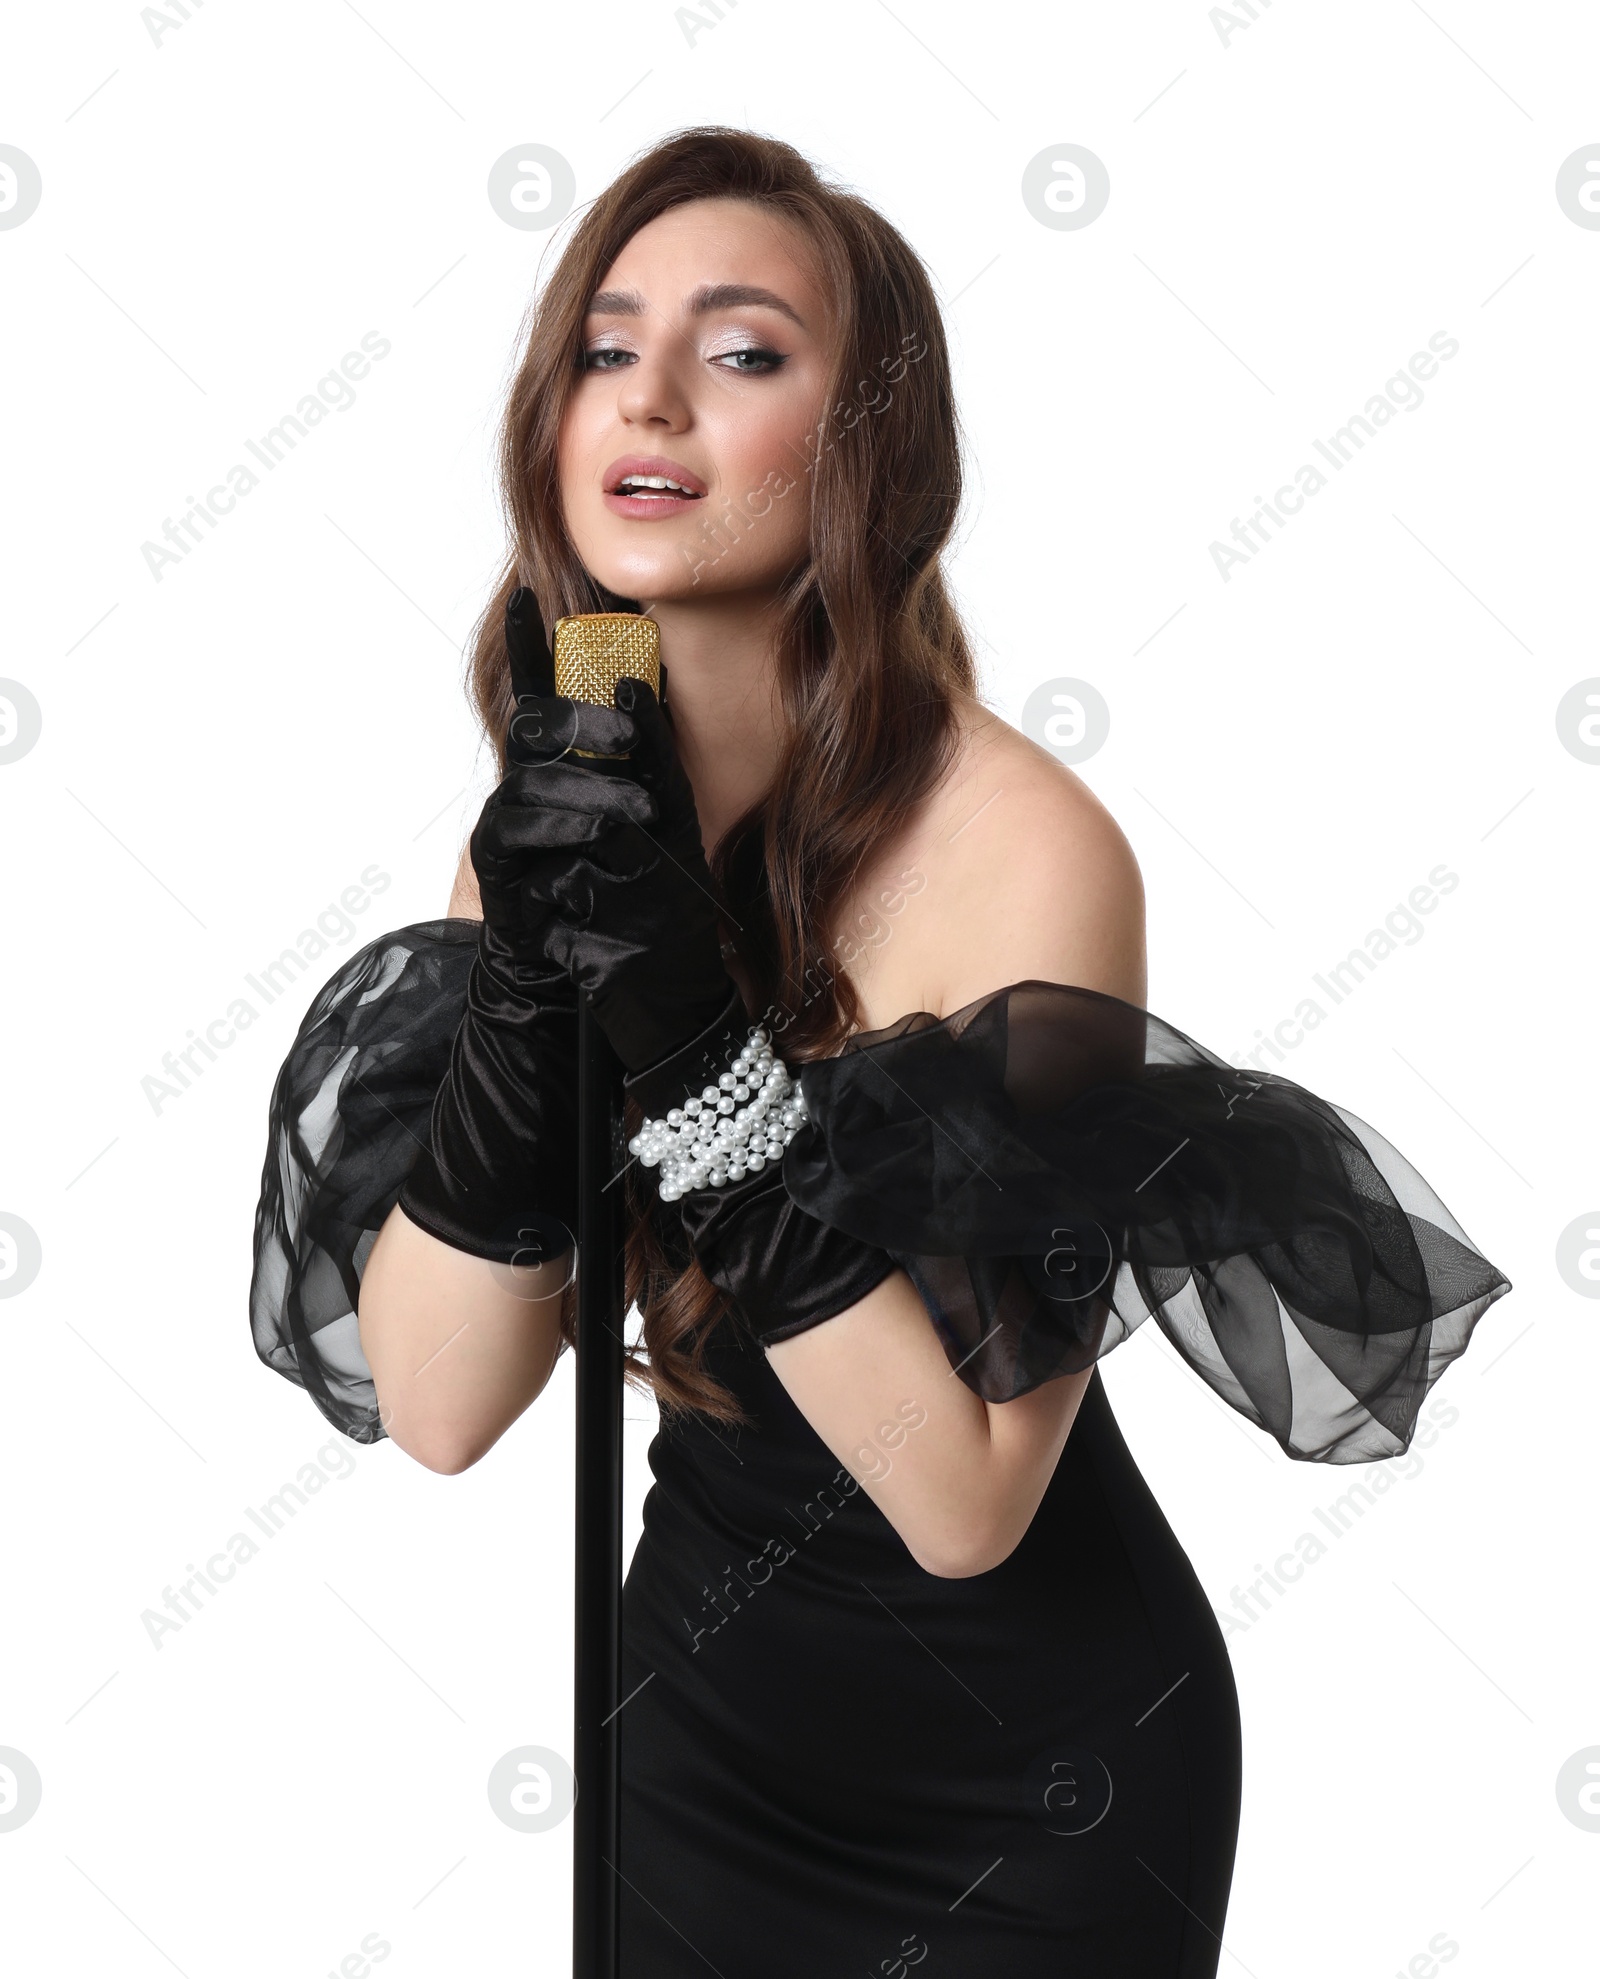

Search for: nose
xmin=614 ymin=334 xmax=692 ymax=434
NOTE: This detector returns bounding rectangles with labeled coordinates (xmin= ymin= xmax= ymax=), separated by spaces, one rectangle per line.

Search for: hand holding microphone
xmin=469 ymin=593 xmax=651 ymax=967
xmin=492 ymin=621 xmax=742 ymax=1080
xmin=517 ymin=617 xmax=897 ymax=1351
xmin=396 ymin=586 xmax=612 ymax=1263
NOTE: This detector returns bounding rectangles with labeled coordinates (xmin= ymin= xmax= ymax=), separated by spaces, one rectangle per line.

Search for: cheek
xmin=710 ymin=377 xmax=826 ymax=490
xmin=561 ymin=377 xmax=622 ymax=463
xmin=556 ymin=401 xmax=592 ymax=491
xmin=556 ymin=400 xmax=607 ymax=543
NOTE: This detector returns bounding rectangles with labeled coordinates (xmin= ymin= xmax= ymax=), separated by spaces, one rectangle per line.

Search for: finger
xmin=506 ymin=697 xmax=642 ymax=769
xmin=506 ymin=694 xmax=578 ymax=766
xmin=506 ymin=850 xmax=620 ymax=927
xmin=471 ymin=834 xmax=594 ymax=923
xmin=505 ymin=586 xmax=555 ymax=702
xmin=611 ymin=674 xmax=677 ymax=792
xmin=564 ymin=818 xmax=663 ymax=885
xmin=495 ymin=761 xmax=659 ymax=824
xmin=475 ymin=805 xmax=624 ymax=858
xmin=474 ymin=805 xmax=633 ymax=889
xmin=492 ymin=830 xmax=661 ymax=922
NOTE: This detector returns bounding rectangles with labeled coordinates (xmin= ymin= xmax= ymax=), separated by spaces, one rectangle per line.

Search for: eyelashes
xmin=713 ymin=346 xmax=787 ymax=374
xmin=578 ymin=344 xmax=789 ymax=375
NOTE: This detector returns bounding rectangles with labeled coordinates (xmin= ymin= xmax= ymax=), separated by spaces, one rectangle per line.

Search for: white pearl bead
xmin=635 ymin=1031 xmax=800 ymax=1201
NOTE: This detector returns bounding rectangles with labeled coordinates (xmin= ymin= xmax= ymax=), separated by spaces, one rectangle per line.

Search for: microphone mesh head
xmin=552 ymin=613 xmax=661 ymax=706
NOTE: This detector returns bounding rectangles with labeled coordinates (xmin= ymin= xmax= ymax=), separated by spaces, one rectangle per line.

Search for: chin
xmin=580 ymin=546 xmax=733 ymax=608
xmin=585 ymin=549 xmax=693 ymax=604
xmin=570 ymin=517 xmax=805 ymax=608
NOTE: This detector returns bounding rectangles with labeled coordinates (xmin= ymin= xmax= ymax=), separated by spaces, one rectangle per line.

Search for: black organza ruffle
xmin=249 ymin=920 xmax=479 ymax=1442
xmin=784 ymin=981 xmax=1511 ymax=1463
xmin=251 ymin=928 xmax=1510 ymax=1462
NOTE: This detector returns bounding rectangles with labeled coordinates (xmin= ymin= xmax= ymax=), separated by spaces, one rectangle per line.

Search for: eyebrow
xmin=585 ymin=282 xmax=807 ymax=331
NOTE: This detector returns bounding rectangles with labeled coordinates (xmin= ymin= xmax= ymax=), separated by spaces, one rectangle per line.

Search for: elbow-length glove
xmin=396 ymin=587 xmax=593 ymax=1266
xmin=495 ymin=671 xmax=896 ymax=1340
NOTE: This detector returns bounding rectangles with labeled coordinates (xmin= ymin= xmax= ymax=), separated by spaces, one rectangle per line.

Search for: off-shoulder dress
xmin=251 ymin=919 xmax=1510 ymax=1977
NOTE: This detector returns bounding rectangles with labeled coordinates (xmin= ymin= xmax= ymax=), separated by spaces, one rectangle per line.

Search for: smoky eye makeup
xmin=577 ymin=336 xmax=790 ymax=376
xmin=710 ymin=344 xmax=788 ymax=374
xmin=698 ymin=316 xmax=796 ymax=375
xmin=580 ymin=343 xmax=638 ymax=371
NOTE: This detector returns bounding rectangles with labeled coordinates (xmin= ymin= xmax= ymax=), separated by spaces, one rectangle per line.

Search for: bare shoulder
xmin=834 ymin=699 xmax=1146 ymax=1026
xmin=447 ymin=839 xmax=482 ymax=918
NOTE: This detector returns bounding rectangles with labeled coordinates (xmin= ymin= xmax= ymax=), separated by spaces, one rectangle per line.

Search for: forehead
xmin=592 ymin=197 xmax=822 ymax=313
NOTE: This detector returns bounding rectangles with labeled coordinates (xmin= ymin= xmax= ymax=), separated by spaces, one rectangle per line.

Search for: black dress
xmin=250 ymin=921 xmax=1511 ymax=1976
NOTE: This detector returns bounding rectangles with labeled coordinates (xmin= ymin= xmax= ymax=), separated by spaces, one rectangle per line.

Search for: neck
xmin=639 ymin=588 xmax=785 ymax=854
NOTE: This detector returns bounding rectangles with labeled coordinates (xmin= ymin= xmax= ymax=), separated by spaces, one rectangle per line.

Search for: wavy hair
xmin=467 ymin=127 xmax=975 ymax=1419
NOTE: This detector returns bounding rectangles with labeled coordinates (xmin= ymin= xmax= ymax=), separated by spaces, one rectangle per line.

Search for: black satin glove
xmin=671 ymin=1159 xmax=898 ymax=1349
xmin=396 ymin=588 xmax=589 ymax=1265
xmin=498 ymin=672 xmax=742 ymax=1075
xmin=625 ymin=1026 xmax=898 ymax=1347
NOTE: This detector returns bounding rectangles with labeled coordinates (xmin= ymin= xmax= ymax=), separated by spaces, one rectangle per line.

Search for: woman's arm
xmin=356 ymin=844 xmax=572 ymax=1473
xmin=766 ymin=725 xmax=1145 ymax=1576
xmin=768 ymin=1271 xmax=1094 ymax=1578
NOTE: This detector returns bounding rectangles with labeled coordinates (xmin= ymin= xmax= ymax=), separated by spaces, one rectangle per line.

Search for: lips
xmin=601 ymin=454 xmax=708 ymax=519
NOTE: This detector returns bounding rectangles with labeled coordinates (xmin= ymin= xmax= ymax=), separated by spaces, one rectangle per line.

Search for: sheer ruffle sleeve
xmin=249 ymin=920 xmax=478 ymax=1443
xmin=783 ymin=981 xmax=1511 ymax=1464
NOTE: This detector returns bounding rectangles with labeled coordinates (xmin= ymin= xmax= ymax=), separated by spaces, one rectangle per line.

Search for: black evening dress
xmin=250 ymin=920 xmax=1511 ymax=1977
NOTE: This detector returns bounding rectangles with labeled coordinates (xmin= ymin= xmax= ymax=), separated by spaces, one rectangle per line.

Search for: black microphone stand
xmin=572 ymin=992 xmax=624 ymax=1977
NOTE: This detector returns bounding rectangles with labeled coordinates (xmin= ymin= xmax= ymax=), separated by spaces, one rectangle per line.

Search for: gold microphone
xmin=552 ymin=613 xmax=661 ymax=757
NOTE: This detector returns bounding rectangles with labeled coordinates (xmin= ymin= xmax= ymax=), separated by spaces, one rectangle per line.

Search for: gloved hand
xmin=396 ymin=587 xmax=591 ymax=1266
xmin=671 ymin=1158 xmax=898 ymax=1349
xmin=504 ymin=670 xmax=898 ymax=1348
xmin=490 ymin=670 xmax=743 ymax=1079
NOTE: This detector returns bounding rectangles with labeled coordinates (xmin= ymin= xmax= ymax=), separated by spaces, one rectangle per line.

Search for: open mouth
xmin=602 ymin=456 xmax=709 ymax=510
xmin=611 ymin=474 xmax=705 ymax=500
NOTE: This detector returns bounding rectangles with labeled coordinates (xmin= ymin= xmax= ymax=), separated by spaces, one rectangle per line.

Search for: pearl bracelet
xmin=628 ymin=1025 xmax=808 ymax=1201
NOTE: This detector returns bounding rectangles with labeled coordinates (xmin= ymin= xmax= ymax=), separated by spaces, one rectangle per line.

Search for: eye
xmin=712 ymin=346 xmax=787 ymax=374
xmin=581 ymin=346 xmax=636 ymax=371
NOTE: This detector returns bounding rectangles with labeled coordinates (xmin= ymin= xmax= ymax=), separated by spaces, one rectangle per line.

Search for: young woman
xmin=251 ymin=129 xmax=1511 ymax=1975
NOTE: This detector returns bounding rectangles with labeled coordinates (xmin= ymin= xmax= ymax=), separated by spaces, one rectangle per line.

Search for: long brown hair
xmin=467 ymin=127 xmax=975 ymax=1419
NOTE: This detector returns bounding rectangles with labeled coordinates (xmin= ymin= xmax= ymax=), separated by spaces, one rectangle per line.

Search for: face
xmin=557 ymin=197 xmax=832 ymax=606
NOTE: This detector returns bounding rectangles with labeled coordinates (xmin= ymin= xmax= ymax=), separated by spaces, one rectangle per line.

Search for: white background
xmin=2 ymin=2 xmax=1595 ymax=1973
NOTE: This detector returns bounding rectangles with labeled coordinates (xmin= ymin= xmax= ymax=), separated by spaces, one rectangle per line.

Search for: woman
xmin=251 ymin=128 xmax=1510 ymax=1974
